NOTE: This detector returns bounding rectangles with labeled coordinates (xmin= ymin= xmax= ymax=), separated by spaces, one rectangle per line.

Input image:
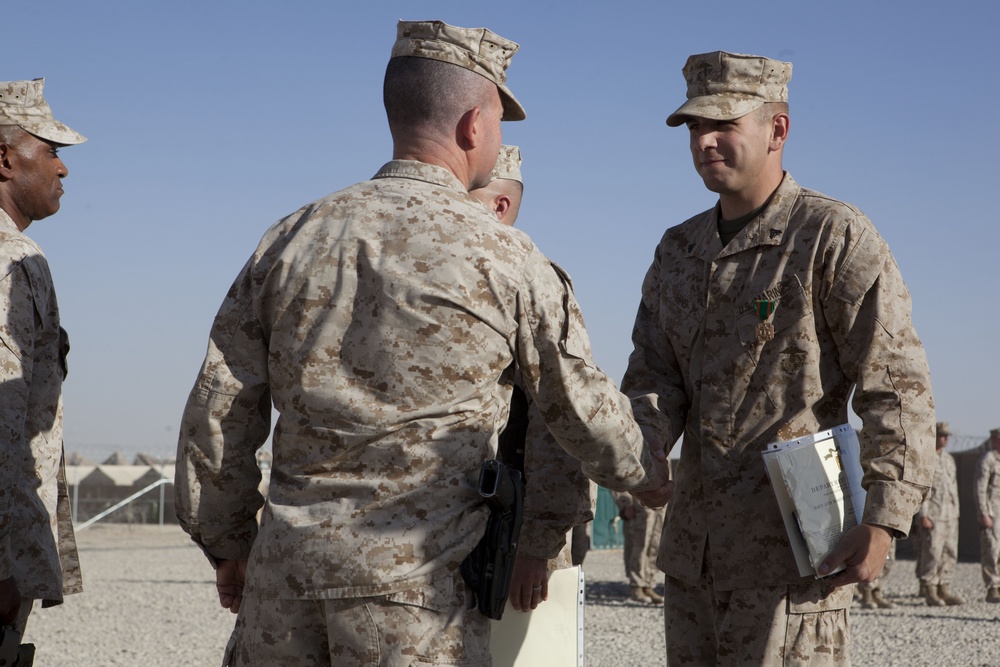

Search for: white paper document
xmin=490 ymin=565 xmax=585 ymax=667
xmin=762 ymin=424 xmax=866 ymax=578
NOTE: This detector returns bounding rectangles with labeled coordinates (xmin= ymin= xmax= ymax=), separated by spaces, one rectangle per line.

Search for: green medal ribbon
xmin=754 ymin=299 xmax=777 ymax=321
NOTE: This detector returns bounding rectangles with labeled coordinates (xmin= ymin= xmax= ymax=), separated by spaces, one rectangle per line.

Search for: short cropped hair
xmin=753 ymin=102 xmax=789 ymax=125
xmin=0 ymin=125 xmax=27 ymax=146
xmin=384 ymin=56 xmax=495 ymax=132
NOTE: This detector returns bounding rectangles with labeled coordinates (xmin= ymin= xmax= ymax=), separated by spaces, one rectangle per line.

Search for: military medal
xmin=754 ymin=299 xmax=777 ymax=342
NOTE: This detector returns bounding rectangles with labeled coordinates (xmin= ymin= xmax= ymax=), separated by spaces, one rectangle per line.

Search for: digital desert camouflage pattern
xmin=975 ymin=447 xmax=1000 ymax=586
xmin=0 ymin=79 xmax=87 ymax=146
xmin=0 ymin=209 xmax=81 ymax=605
xmin=392 ymin=20 xmax=525 ymax=121
xmin=664 ymin=564 xmax=852 ymax=666
xmin=621 ymin=173 xmax=936 ymax=592
xmin=222 ymin=568 xmax=489 ymax=666
xmin=665 ymin=51 xmax=792 ymax=127
xmin=918 ymin=446 xmax=959 ymax=523
xmin=916 ymin=448 xmax=959 ymax=586
xmin=490 ymin=144 xmax=522 ymax=184
xmin=514 ymin=399 xmax=594 ymax=561
xmin=176 ymin=160 xmax=654 ymax=601
xmin=612 ymin=490 xmax=664 ymax=590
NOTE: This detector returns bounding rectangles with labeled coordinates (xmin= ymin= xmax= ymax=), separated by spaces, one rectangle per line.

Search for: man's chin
xmin=698 ymin=178 xmax=728 ymax=195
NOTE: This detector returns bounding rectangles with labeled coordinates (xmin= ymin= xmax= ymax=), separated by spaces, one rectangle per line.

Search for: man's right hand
xmin=0 ymin=576 xmax=21 ymax=626
xmin=632 ymin=447 xmax=672 ymax=508
xmin=508 ymin=556 xmax=548 ymax=612
xmin=920 ymin=516 xmax=934 ymax=531
xmin=216 ymin=559 xmax=248 ymax=614
xmin=981 ymin=514 xmax=994 ymax=529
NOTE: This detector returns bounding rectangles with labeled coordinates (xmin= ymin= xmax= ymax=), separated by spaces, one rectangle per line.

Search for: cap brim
xmin=666 ymin=95 xmax=765 ymax=127
xmin=498 ymin=84 xmax=525 ymax=122
xmin=21 ymin=120 xmax=87 ymax=145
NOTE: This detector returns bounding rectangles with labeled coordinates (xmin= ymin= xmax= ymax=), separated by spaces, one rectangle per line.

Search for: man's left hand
xmin=216 ymin=559 xmax=248 ymax=614
xmin=817 ymin=523 xmax=893 ymax=585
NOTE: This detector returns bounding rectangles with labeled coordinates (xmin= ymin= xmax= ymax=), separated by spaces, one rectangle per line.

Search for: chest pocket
xmin=735 ymin=276 xmax=809 ymax=348
xmin=657 ymin=281 xmax=706 ymax=356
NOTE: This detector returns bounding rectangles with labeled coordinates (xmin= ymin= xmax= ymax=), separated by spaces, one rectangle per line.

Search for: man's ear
xmin=494 ymin=194 xmax=512 ymax=223
xmin=457 ymin=105 xmax=483 ymax=151
xmin=0 ymin=143 xmax=13 ymax=179
xmin=770 ymin=113 xmax=790 ymax=151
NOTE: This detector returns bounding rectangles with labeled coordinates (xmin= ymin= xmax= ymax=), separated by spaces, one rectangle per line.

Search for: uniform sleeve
xmin=976 ymin=453 xmax=991 ymax=518
xmin=620 ymin=243 xmax=689 ymax=454
xmin=175 ymin=257 xmax=271 ymax=564
xmin=517 ymin=399 xmax=595 ymax=560
xmin=0 ymin=260 xmax=35 ymax=580
xmin=915 ymin=460 xmax=934 ymax=520
xmin=513 ymin=252 xmax=653 ymax=494
xmin=821 ymin=215 xmax=935 ymax=537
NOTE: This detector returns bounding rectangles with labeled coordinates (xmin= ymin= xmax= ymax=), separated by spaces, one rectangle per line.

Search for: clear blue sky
xmin=8 ymin=1 xmax=998 ymax=461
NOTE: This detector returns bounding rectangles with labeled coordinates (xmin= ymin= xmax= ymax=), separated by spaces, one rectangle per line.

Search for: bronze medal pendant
xmin=756 ymin=320 xmax=775 ymax=342
xmin=754 ymin=299 xmax=777 ymax=343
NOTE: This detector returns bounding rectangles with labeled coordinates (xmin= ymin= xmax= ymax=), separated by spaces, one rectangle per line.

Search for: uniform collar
xmin=372 ymin=160 xmax=468 ymax=192
xmin=687 ymin=172 xmax=801 ymax=261
xmin=0 ymin=207 xmax=21 ymax=234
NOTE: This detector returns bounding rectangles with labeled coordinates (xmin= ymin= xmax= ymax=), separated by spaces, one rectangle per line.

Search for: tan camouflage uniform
xmin=223 ymin=568 xmax=484 ymax=666
xmin=916 ymin=448 xmax=959 ymax=587
xmin=623 ymin=50 xmax=934 ymax=664
xmin=177 ymin=155 xmax=657 ymax=664
xmin=0 ymin=78 xmax=85 ymax=636
xmin=623 ymin=172 xmax=934 ymax=664
xmin=612 ymin=491 xmax=664 ymax=595
xmin=0 ymin=209 xmax=82 ymax=630
xmin=515 ymin=404 xmax=593 ymax=566
xmin=975 ymin=445 xmax=1000 ymax=589
xmin=476 ymin=145 xmax=590 ymax=576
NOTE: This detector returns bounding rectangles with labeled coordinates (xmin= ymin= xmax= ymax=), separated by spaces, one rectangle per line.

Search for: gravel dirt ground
xmin=24 ymin=525 xmax=1000 ymax=666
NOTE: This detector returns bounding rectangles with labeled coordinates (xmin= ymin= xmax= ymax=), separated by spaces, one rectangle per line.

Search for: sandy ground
xmin=26 ymin=525 xmax=233 ymax=666
xmin=24 ymin=525 xmax=1000 ymax=666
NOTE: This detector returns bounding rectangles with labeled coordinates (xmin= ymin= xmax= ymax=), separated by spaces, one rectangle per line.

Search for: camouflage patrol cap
xmin=0 ymin=79 xmax=86 ymax=145
xmin=936 ymin=422 xmax=952 ymax=437
xmin=391 ymin=20 xmax=526 ymax=121
xmin=666 ymin=51 xmax=792 ymax=127
xmin=990 ymin=428 xmax=1000 ymax=439
xmin=491 ymin=144 xmax=522 ymax=183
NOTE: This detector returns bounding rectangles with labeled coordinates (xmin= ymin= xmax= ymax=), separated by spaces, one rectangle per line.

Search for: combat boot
xmin=629 ymin=586 xmax=652 ymax=604
xmin=937 ymin=584 xmax=964 ymax=606
xmin=642 ymin=586 xmax=664 ymax=604
xmin=918 ymin=581 xmax=928 ymax=598
xmin=923 ymin=584 xmax=945 ymax=606
xmin=986 ymin=586 xmax=1000 ymax=603
xmin=871 ymin=589 xmax=895 ymax=609
xmin=858 ymin=588 xmax=875 ymax=609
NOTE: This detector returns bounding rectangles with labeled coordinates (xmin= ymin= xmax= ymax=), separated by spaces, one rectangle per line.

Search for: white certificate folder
xmin=762 ymin=423 xmax=866 ymax=578
xmin=489 ymin=565 xmax=585 ymax=667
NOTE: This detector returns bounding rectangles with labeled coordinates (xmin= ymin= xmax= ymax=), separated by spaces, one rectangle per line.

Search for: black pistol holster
xmin=460 ymin=458 xmax=525 ymax=620
xmin=0 ymin=625 xmax=33 ymax=666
